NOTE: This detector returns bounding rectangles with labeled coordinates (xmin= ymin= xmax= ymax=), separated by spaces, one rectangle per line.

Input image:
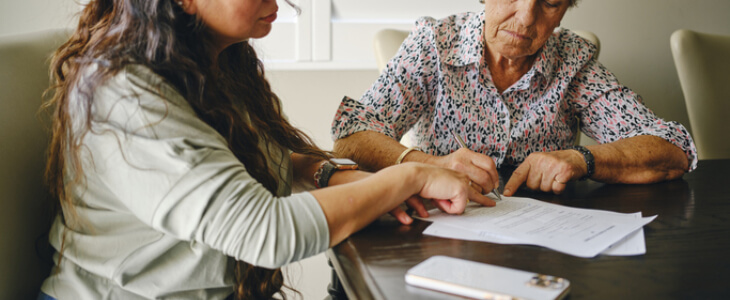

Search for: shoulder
xmin=82 ymin=63 xmax=226 ymax=146
xmin=87 ymin=64 xmax=195 ymax=118
xmin=551 ymin=28 xmax=599 ymax=64
xmin=413 ymin=12 xmax=479 ymax=48
xmin=410 ymin=12 xmax=482 ymax=66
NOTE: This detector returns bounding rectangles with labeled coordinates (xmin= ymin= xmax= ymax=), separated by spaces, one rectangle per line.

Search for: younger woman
xmin=38 ymin=0 xmax=494 ymax=299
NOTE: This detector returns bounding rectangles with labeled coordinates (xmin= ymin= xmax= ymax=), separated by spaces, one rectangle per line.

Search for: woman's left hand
xmin=502 ymin=150 xmax=587 ymax=196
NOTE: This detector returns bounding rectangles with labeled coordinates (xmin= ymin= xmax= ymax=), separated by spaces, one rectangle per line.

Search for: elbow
xmin=662 ymin=167 xmax=687 ymax=182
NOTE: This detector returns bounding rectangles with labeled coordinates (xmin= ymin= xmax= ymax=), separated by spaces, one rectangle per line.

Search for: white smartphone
xmin=405 ymin=256 xmax=570 ymax=300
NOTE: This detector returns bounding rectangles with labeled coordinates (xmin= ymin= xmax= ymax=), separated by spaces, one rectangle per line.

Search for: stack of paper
xmin=419 ymin=196 xmax=656 ymax=257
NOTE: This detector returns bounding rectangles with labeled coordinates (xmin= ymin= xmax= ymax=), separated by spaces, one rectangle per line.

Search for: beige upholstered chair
xmin=373 ymin=29 xmax=410 ymax=73
xmin=671 ymin=29 xmax=730 ymax=160
xmin=0 ymin=29 xmax=69 ymax=299
xmin=372 ymin=28 xmax=600 ymax=146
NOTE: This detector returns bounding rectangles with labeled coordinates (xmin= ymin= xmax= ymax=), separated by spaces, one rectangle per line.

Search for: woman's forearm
xmin=588 ymin=135 xmax=689 ymax=184
xmin=334 ymin=131 xmax=432 ymax=171
xmin=309 ymin=164 xmax=423 ymax=247
xmin=311 ymin=162 xmax=493 ymax=247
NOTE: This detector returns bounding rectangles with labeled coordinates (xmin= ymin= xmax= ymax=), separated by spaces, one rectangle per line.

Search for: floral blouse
xmin=331 ymin=11 xmax=697 ymax=171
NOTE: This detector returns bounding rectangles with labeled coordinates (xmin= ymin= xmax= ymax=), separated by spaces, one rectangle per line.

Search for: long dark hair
xmin=43 ymin=0 xmax=328 ymax=298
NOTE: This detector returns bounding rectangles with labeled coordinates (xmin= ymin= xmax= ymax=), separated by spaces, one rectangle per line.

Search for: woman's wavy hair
xmin=44 ymin=0 xmax=328 ymax=298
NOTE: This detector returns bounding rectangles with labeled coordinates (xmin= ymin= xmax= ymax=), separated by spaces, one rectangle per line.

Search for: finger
xmin=540 ymin=173 xmax=554 ymax=192
xmin=468 ymin=152 xmax=500 ymax=188
xmin=503 ymin=162 xmax=530 ymax=196
xmin=451 ymin=158 xmax=491 ymax=192
xmin=468 ymin=180 xmax=483 ymax=194
xmin=405 ymin=196 xmax=429 ymax=218
xmin=552 ymin=172 xmax=571 ymax=194
xmin=555 ymin=171 xmax=573 ymax=184
xmin=450 ymin=149 xmax=495 ymax=192
xmin=468 ymin=187 xmax=496 ymax=207
xmin=432 ymin=185 xmax=495 ymax=215
xmin=465 ymin=169 xmax=492 ymax=194
xmin=526 ymin=170 xmax=542 ymax=191
xmin=433 ymin=180 xmax=469 ymax=214
xmin=388 ymin=207 xmax=413 ymax=225
xmin=552 ymin=177 xmax=566 ymax=195
xmin=432 ymin=199 xmax=455 ymax=213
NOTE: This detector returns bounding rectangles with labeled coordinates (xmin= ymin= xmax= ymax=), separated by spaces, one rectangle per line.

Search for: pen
xmin=451 ymin=130 xmax=502 ymax=200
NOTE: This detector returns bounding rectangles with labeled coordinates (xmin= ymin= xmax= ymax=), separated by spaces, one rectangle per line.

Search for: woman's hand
xmin=406 ymin=162 xmax=496 ymax=213
xmin=328 ymin=165 xmax=495 ymax=225
xmin=329 ymin=169 xmax=425 ymax=224
xmin=312 ymin=162 xmax=496 ymax=247
xmin=503 ymin=150 xmax=586 ymax=196
xmin=387 ymin=162 xmax=499 ymax=225
xmin=427 ymin=148 xmax=500 ymax=195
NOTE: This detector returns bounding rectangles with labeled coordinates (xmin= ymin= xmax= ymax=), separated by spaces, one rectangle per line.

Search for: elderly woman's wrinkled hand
xmin=502 ymin=150 xmax=587 ymax=196
xmin=428 ymin=148 xmax=500 ymax=195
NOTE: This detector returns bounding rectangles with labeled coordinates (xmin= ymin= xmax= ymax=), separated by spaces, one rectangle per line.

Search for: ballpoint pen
xmin=451 ymin=130 xmax=502 ymax=200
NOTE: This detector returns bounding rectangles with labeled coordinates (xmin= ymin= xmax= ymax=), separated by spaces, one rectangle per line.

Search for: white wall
xmin=4 ymin=1 xmax=730 ymax=300
xmin=0 ymin=1 xmax=79 ymax=37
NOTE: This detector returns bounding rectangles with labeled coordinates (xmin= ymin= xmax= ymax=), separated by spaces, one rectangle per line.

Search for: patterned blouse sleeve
xmin=331 ymin=18 xmax=439 ymax=142
xmin=569 ymin=59 xmax=698 ymax=171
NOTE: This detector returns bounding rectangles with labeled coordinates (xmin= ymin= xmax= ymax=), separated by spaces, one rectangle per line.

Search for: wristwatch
xmin=570 ymin=146 xmax=594 ymax=180
xmin=313 ymin=158 xmax=359 ymax=188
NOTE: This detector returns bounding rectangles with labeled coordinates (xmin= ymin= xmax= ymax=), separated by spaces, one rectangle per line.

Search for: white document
xmin=423 ymin=214 xmax=647 ymax=256
xmin=419 ymin=196 xmax=655 ymax=258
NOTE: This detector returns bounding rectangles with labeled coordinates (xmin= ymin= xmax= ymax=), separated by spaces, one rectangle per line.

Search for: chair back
xmin=0 ymin=29 xmax=69 ymax=299
xmin=671 ymin=29 xmax=730 ymax=160
xmin=373 ymin=29 xmax=410 ymax=73
xmin=572 ymin=30 xmax=601 ymax=59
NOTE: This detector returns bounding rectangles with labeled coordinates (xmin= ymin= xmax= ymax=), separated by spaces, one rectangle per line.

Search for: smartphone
xmin=405 ymin=256 xmax=570 ymax=300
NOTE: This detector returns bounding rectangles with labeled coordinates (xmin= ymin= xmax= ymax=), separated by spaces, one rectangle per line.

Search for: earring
xmin=176 ymin=1 xmax=183 ymax=6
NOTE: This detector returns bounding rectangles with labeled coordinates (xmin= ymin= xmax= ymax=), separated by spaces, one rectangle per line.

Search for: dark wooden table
xmin=327 ymin=159 xmax=730 ymax=299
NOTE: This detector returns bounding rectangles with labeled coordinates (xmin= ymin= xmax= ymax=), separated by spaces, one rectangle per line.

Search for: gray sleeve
xmin=152 ymin=147 xmax=330 ymax=269
xmin=83 ymin=66 xmax=330 ymax=268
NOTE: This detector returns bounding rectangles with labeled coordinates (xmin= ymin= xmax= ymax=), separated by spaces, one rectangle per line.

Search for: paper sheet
xmin=423 ymin=215 xmax=647 ymax=256
xmin=419 ymin=196 xmax=655 ymax=258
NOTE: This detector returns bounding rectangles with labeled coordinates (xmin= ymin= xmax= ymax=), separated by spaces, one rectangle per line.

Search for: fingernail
xmin=503 ymin=188 xmax=511 ymax=195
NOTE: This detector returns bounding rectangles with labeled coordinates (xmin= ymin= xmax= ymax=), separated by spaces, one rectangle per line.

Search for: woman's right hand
xmin=426 ymin=148 xmax=500 ymax=195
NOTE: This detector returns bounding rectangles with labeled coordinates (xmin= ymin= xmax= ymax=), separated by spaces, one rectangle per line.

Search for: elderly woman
xmin=331 ymin=0 xmax=697 ymax=203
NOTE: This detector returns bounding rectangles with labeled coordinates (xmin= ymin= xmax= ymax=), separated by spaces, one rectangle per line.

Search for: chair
xmin=671 ymin=29 xmax=730 ymax=160
xmin=373 ymin=29 xmax=411 ymax=73
xmin=372 ymin=28 xmax=601 ymax=146
xmin=572 ymin=30 xmax=600 ymax=60
xmin=0 ymin=29 xmax=69 ymax=299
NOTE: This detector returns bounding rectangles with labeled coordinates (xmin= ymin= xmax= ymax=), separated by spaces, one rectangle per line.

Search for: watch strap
xmin=313 ymin=161 xmax=334 ymax=189
xmin=570 ymin=146 xmax=594 ymax=180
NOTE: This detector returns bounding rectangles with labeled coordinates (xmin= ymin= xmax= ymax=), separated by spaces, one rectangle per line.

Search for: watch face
xmin=331 ymin=158 xmax=358 ymax=169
